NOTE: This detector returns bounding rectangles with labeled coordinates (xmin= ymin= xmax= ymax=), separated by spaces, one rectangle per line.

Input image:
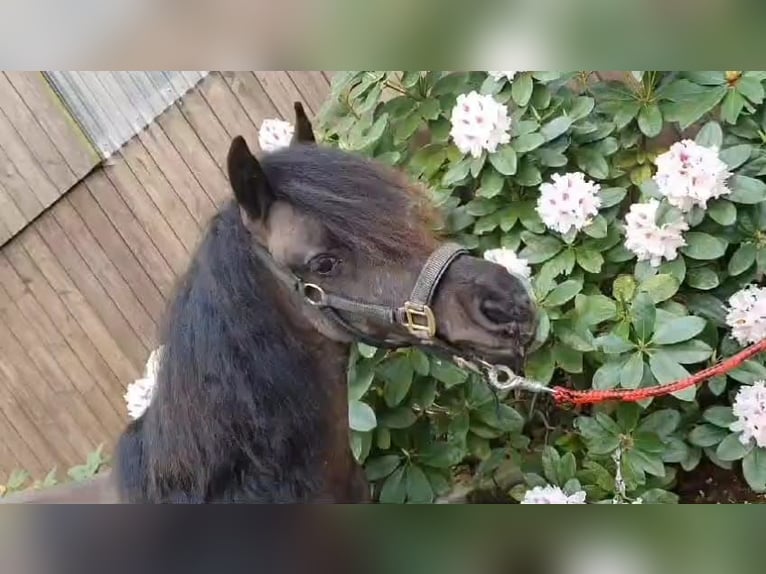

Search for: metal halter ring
xmin=302 ymin=283 xmax=326 ymax=306
xmin=402 ymin=301 xmax=437 ymax=339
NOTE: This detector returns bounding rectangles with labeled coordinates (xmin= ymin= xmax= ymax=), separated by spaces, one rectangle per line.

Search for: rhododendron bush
xmin=315 ymin=71 xmax=766 ymax=503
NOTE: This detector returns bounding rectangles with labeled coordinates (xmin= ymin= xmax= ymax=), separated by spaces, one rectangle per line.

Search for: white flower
xmin=726 ymin=285 xmax=766 ymax=346
xmin=730 ymin=381 xmax=766 ymax=448
xmin=449 ymin=91 xmax=511 ymax=158
xmin=521 ymin=485 xmax=587 ymax=504
xmin=487 ymin=71 xmax=517 ymax=82
xmin=536 ymin=172 xmax=602 ymax=234
xmin=258 ymin=118 xmax=294 ymax=152
xmin=653 ymin=139 xmax=732 ymax=212
xmin=124 ymin=346 xmax=164 ymax=420
xmin=623 ymin=199 xmax=688 ymax=267
xmin=483 ymin=248 xmax=531 ymax=279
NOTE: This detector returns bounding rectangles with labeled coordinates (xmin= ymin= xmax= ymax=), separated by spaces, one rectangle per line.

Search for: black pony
xmin=115 ymin=103 xmax=537 ymax=503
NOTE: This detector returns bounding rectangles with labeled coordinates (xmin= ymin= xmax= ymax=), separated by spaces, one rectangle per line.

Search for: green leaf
xmin=661 ymin=83 xmax=726 ymax=129
xmin=558 ymin=453 xmax=577 ymax=484
xmin=686 ymin=293 xmax=727 ymax=326
xmin=379 ymin=466 xmax=406 ymax=503
xmin=512 ymin=132 xmax=545 ymax=153
xmin=728 ymin=175 xmax=766 ymax=204
xmin=574 ymin=294 xmax=617 ymax=325
xmin=525 ymin=345 xmax=555 ymax=385
xmin=575 ymin=147 xmax=609 ymax=179
xmin=598 ymin=187 xmax=627 ymax=208
xmin=707 ymin=199 xmax=737 ymax=226
xmin=620 ymin=352 xmax=645 ymax=389
xmin=651 ymin=316 xmax=707 ymax=345
xmin=593 ymin=361 xmax=622 ymax=390
xmin=519 ymin=234 xmax=563 ymax=263
xmin=694 ymin=121 xmax=723 ymax=148
xmin=685 ymin=266 xmax=719 ymax=290
xmin=583 ymin=215 xmax=608 ymax=239
xmin=637 ymin=103 xmax=663 ymax=137
xmin=736 ymin=75 xmax=764 ymax=104
xmin=631 ymin=292 xmax=656 ymax=341
xmin=442 ymin=159 xmax=471 ymax=186
xmin=379 ymin=355 xmax=415 ymax=407
xmin=639 ymin=274 xmax=680 ymax=303
xmin=511 ymin=73 xmax=534 ymax=106
xmin=475 ymin=403 xmax=524 ymax=433
xmin=658 ymin=340 xmax=713 ymax=364
xmin=348 ymin=361 xmax=376 ymax=401
xmin=489 ymin=145 xmax=518 ymax=175
xmin=542 ymin=446 xmax=561 ymax=485
xmin=379 ymin=406 xmax=417 ymax=429
xmin=613 ymin=275 xmax=637 ymax=302
xmin=719 ymin=145 xmax=752 ymax=170
xmin=721 ymin=89 xmax=745 ymax=124
xmin=544 ymin=280 xmax=583 ymax=307
xmin=598 ymin=334 xmax=636 ymax=354
xmin=574 ymin=248 xmax=603 ymax=273
xmin=716 ymin=433 xmax=753 ymax=462
xmin=409 ymin=349 xmax=430 ymax=376
xmin=405 ymin=464 xmax=434 ymax=503
xmin=418 ymin=442 xmax=463 ymax=468
xmin=688 ymin=424 xmax=728 ymax=448
xmin=680 ymin=232 xmax=728 ymax=260
xmin=540 ymin=116 xmax=573 ymax=141
xmin=477 ymin=168 xmax=505 ymax=198
xmin=365 ymin=455 xmax=402 ymax=481
xmin=430 ymin=358 xmax=468 ymax=388
xmin=703 ymin=406 xmax=736 ymax=428
xmin=569 ymin=96 xmax=595 ymax=120
xmin=649 ymin=353 xmax=695 ymax=401
xmin=349 ymin=400 xmax=377 ymax=431
xmin=728 ymin=243 xmax=757 ymax=276
xmin=742 ymin=448 xmax=766 ymax=492
xmin=637 ymin=409 xmax=680 ymax=437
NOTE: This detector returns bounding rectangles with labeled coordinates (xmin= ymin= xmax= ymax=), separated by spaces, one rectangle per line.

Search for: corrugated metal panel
xmin=44 ymin=71 xmax=208 ymax=158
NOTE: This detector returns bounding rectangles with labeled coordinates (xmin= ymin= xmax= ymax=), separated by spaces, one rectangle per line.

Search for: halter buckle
xmin=302 ymin=283 xmax=326 ymax=306
xmin=403 ymin=302 xmax=436 ymax=338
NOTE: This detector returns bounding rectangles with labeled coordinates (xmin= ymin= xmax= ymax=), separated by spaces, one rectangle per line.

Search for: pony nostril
xmin=479 ymin=298 xmax=522 ymax=325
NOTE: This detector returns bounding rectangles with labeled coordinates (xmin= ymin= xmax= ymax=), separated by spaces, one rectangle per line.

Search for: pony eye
xmin=309 ymin=254 xmax=340 ymax=276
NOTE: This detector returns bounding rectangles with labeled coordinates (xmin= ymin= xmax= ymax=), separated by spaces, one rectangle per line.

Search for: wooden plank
xmin=0 ymin=73 xmax=78 ymax=196
xmin=0 ymin=276 xmax=108 ymax=461
xmin=84 ymin=169 xmax=177 ymax=299
xmin=33 ymin=211 xmax=148 ymax=369
xmin=0 ymin=244 xmax=126 ymax=430
xmin=0 ymin=104 xmax=59 ymax=208
xmin=154 ymin=104 xmax=229 ymax=206
xmin=65 ymin=187 xmax=166 ymax=320
xmin=221 ymin=71 xmax=284 ymax=154
xmin=253 ymin=72 xmax=307 ymax=119
xmin=174 ymin=85 xmax=235 ymax=177
xmin=3 ymin=72 xmax=98 ymax=180
xmin=0 ymin=287 xmax=77 ymax=473
xmin=0 ymin=304 xmax=89 ymax=469
xmin=0 ymin=144 xmax=44 ymax=222
xmin=197 ymin=73 xmax=261 ymax=157
xmin=286 ymin=71 xmax=330 ymax=115
xmin=0 ymin=184 xmax=27 ymax=240
xmin=119 ymin=137 xmax=202 ymax=254
xmin=102 ymin=154 xmax=191 ymax=278
xmin=52 ymin=197 xmax=158 ymax=350
xmin=136 ymin=118 xmax=218 ymax=226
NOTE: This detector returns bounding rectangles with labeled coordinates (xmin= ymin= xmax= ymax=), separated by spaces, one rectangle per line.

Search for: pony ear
xmin=227 ymin=136 xmax=274 ymax=221
xmin=292 ymin=102 xmax=316 ymax=144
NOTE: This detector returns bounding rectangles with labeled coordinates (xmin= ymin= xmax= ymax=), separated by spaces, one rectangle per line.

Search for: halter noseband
xmin=251 ymin=241 xmax=542 ymax=393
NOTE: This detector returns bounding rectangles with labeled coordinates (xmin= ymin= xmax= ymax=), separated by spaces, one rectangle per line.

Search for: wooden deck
xmin=0 ymin=71 xmax=333 ymax=478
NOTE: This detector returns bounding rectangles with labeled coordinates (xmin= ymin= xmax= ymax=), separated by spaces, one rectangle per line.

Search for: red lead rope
xmin=552 ymin=339 xmax=766 ymax=406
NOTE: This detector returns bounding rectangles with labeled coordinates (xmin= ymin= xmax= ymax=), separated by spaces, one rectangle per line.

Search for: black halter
xmin=251 ymin=241 xmax=547 ymax=393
